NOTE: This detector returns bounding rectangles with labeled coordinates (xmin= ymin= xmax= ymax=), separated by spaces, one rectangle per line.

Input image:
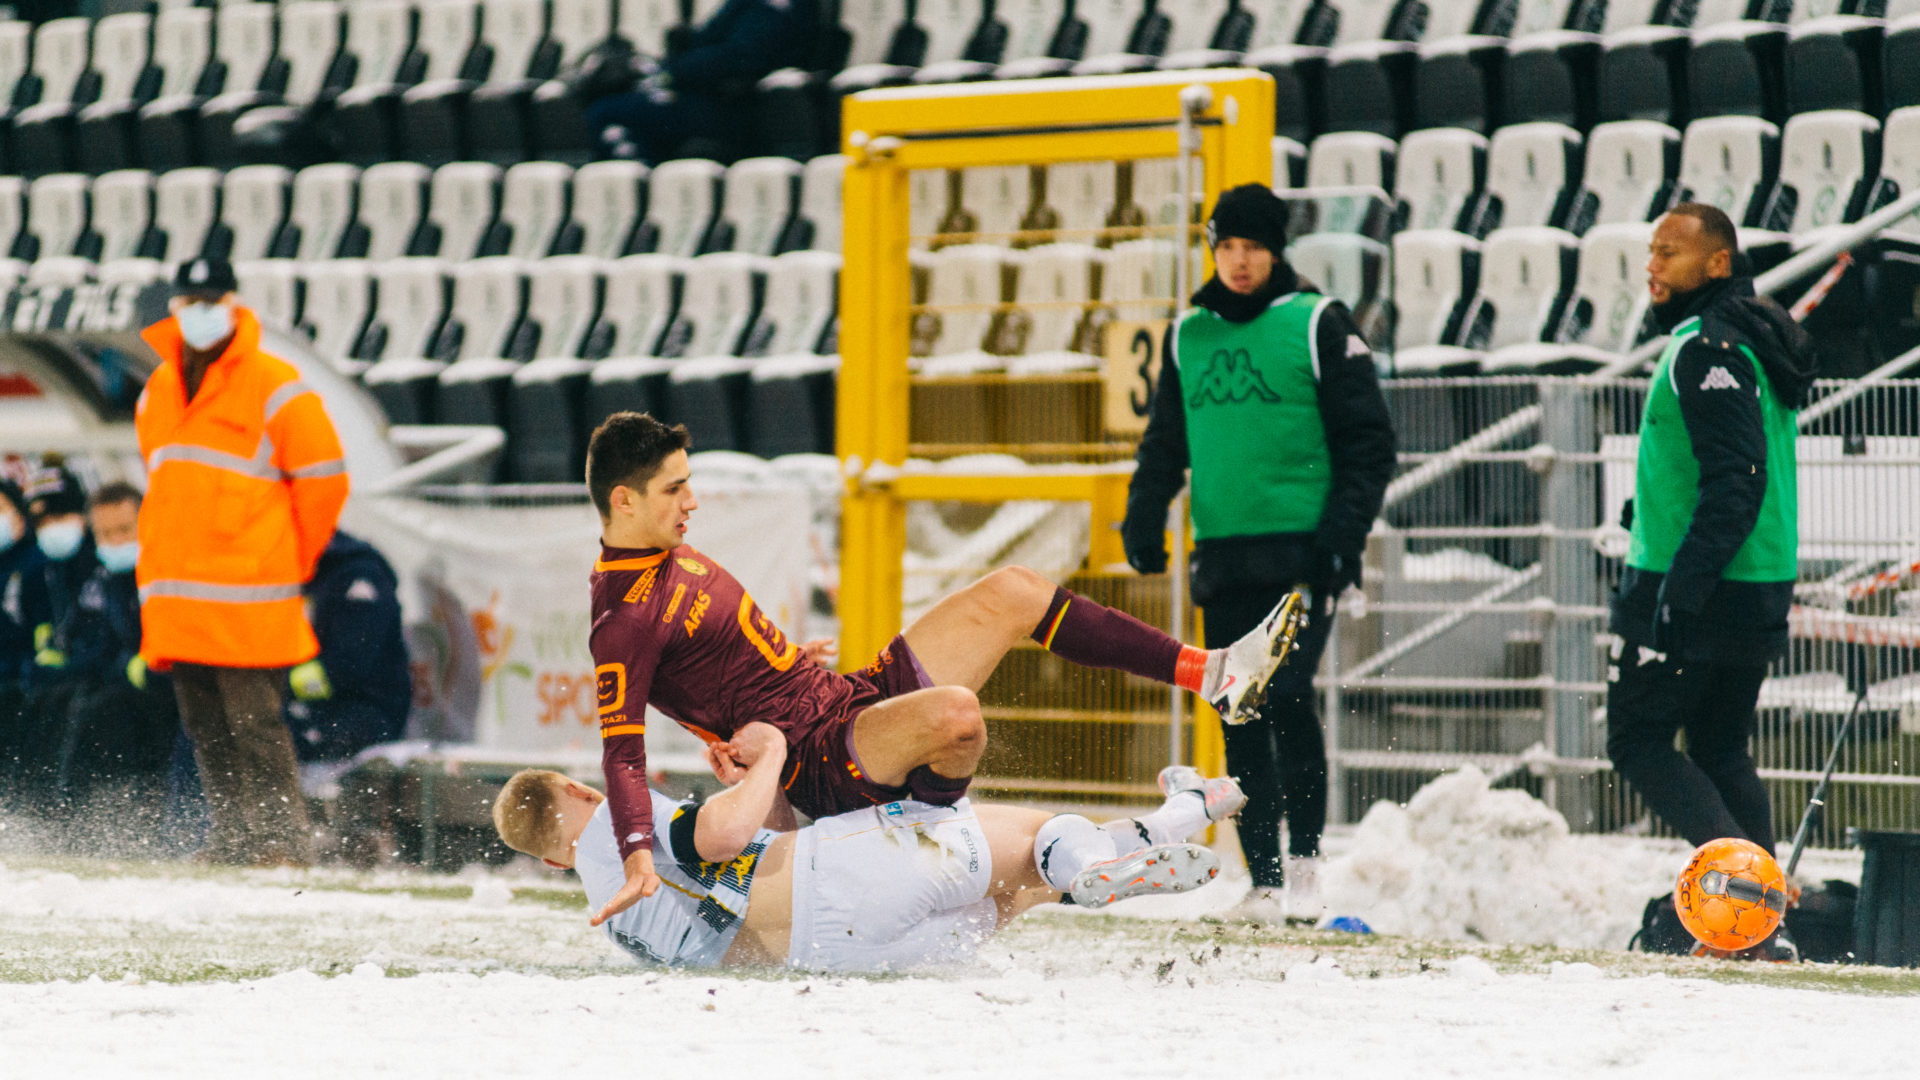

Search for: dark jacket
xmin=53 ymin=563 xmax=144 ymax=685
xmin=1 ymin=536 xmax=51 ymax=689
xmin=1124 ymin=264 xmax=1398 ymax=603
xmin=30 ymin=540 xmax=97 ymax=690
xmin=1611 ymin=275 xmax=1818 ymax=663
xmin=664 ymin=0 xmax=822 ymax=96
xmin=286 ymin=532 xmax=411 ymax=762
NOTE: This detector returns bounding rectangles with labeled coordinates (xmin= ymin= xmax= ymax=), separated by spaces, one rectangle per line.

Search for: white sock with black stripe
xmin=1032 ymin=814 xmax=1117 ymax=892
xmin=1101 ymin=792 xmax=1212 ymax=856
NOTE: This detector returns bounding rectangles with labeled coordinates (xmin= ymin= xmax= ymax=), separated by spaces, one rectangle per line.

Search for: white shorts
xmin=787 ymin=797 xmax=998 ymax=973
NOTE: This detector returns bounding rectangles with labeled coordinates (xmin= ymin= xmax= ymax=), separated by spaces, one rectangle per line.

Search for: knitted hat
xmin=1205 ymin=183 xmax=1291 ymax=253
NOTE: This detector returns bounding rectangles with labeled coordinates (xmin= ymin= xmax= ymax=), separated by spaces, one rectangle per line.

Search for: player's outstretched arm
xmin=692 ymin=722 xmax=789 ymax=862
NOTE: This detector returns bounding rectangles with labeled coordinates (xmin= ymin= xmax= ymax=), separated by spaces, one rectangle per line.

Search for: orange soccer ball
xmin=1673 ymin=838 xmax=1789 ymax=952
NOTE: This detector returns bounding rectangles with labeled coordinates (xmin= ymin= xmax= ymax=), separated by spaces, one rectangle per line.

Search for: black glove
xmin=1307 ymin=544 xmax=1362 ymax=598
xmin=1619 ymin=497 xmax=1635 ymax=530
xmin=1121 ymin=510 xmax=1168 ymax=575
xmin=1650 ymin=602 xmax=1688 ymax=659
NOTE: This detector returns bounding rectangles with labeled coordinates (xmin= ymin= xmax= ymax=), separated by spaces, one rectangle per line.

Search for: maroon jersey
xmin=591 ymin=543 xmax=860 ymax=859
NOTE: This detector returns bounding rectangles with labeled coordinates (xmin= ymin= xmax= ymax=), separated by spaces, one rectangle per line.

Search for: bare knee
xmin=925 ymin=685 xmax=985 ymax=748
xmin=971 ymin=566 xmax=1053 ymax=621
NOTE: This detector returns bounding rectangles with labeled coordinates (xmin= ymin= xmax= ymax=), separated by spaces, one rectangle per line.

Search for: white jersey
xmin=574 ymin=792 xmax=777 ymax=968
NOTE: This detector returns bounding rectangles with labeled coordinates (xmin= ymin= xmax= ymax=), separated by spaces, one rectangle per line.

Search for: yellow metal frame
xmin=836 ymin=69 xmax=1274 ymax=779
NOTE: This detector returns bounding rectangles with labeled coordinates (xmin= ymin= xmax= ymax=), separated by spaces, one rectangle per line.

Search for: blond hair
xmin=492 ymin=769 xmax=580 ymax=859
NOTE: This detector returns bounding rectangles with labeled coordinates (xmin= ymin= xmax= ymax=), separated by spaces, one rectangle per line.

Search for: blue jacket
xmin=53 ymin=563 xmax=145 ymax=686
xmin=285 ymin=532 xmax=411 ymax=761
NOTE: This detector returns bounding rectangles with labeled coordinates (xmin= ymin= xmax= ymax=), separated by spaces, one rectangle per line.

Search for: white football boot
xmin=1068 ymin=843 xmax=1221 ymax=909
xmin=1157 ymin=765 xmax=1248 ymax=822
xmin=1207 ymin=590 xmax=1308 ymax=725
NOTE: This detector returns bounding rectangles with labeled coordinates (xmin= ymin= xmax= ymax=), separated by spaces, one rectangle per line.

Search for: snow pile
xmin=1319 ymin=767 xmax=1684 ymax=949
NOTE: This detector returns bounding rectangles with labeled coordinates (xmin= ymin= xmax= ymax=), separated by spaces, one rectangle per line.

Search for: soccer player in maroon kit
xmin=585 ymin=412 xmax=1303 ymax=925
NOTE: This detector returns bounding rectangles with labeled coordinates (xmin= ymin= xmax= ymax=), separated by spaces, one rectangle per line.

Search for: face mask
xmin=37 ymin=520 xmax=85 ymax=561
xmin=96 ymin=540 xmax=139 ymax=574
xmin=176 ymin=302 xmax=235 ymax=350
xmin=0 ymin=513 xmax=17 ymax=553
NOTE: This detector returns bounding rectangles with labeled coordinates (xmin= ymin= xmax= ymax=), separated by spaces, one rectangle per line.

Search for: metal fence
xmin=1331 ymin=375 xmax=1920 ymax=847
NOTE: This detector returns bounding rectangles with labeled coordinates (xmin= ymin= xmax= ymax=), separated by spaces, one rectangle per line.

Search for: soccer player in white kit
xmin=493 ymin=722 xmax=1245 ymax=972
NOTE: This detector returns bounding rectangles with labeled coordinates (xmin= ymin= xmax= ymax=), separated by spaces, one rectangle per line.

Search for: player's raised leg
xmin=901 ymin=564 xmax=1307 ymax=722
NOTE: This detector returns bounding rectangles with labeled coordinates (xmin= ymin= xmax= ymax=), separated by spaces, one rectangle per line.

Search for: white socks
xmin=1032 ymin=793 xmax=1214 ymax=892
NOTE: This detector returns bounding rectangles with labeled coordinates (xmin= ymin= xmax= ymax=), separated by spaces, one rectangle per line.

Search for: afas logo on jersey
xmin=676 ymin=557 xmax=709 ymax=576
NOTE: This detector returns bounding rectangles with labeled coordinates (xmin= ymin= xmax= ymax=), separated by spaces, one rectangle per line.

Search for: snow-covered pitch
xmin=3 ymin=769 xmax=1915 ymax=1077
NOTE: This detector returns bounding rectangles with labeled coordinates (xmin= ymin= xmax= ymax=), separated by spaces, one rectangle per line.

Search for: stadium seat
xmin=1333 ymin=0 xmax=1417 ymax=44
xmin=558 ymin=160 xmax=649 ymax=258
xmin=1003 ymin=242 xmax=1100 ymax=364
xmin=641 ymin=158 xmax=724 ymax=257
xmin=1244 ymin=0 xmax=1330 ymax=51
xmin=619 ymin=0 xmax=688 ymax=57
xmin=782 ymin=154 xmax=846 ymax=253
xmin=0 ymin=177 xmax=25 ymax=263
xmin=1776 ymin=110 xmax=1880 ymax=234
xmin=1395 ymin=127 xmax=1487 ymax=233
xmin=1389 ymin=229 xmax=1480 ymax=365
xmin=1687 ymin=0 xmax=1791 ymax=29
xmin=1677 ymin=115 xmax=1783 ymax=228
xmin=911 ymin=243 xmax=1005 ymax=362
xmin=406 ymin=0 xmax=558 ymax=164
xmin=297 ymin=259 xmax=374 ymax=370
xmin=1049 ymin=0 xmax=1151 ymax=77
xmin=1599 ymin=0 xmax=1663 ymax=35
xmin=1789 ymin=16 xmax=1886 ymax=116
xmin=351 ymin=162 xmax=434 ymax=260
xmin=150 ymin=168 xmax=221 ymax=263
xmin=21 ymin=174 xmax=92 ymax=261
xmin=27 ymin=256 xmax=97 ymax=288
xmin=1287 ymin=231 xmax=1392 ymax=346
xmin=1459 ymin=226 xmax=1579 ymax=356
xmin=97 ymin=257 xmax=167 ymax=291
xmin=1413 ymin=36 xmax=1505 ymax=135
xmin=1153 ymin=0 xmax=1247 ymax=70
xmin=1043 ymin=161 xmax=1120 ymax=242
xmin=715 ymin=158 xmax=802 ymax=256
xmin=317 ymin=0 xmax=419 ymax=167
xmin=745 ymin=250 xmax=842 ymax=456
xmin=279 ymin=164 xmax=361 ymax=262
xmin=508 ymin=255 xmax=607 ymax=479
xmin=58 ymin=12 xmax=153 ymax=174
xmin=9 ymin=19 xmax=99 ymax=177
xmin=1598 ymin=26 xmax=1689 ymax=127
xmin=1322 ymin=40 xmax=1416 ymax=137
xmin=1573 ymin=120 xmax=1681 ymax=230
xmin=586 ymin=253 xmax=687 ymax=426
xmin=435 ymin=258 xmax=533 ymax=449
xmin=1890 ymin=16 xmax=1920 ymax=113
xmin=982 ymin=0 xmax=1074 ymax=73
xmin=914 ymin=0 xmax=1052 ymax=81
xmin=89 ymin=171 xmax=157 ymax=262
xmin=1300 ymin=131 xmax=1396 ymax=238
xmin=235 ymin=259 xmax=303 ymax=334
xmin=1482 ymin=122 xmax=1582 ymax=233
xmin=952 ymin=165 xmax=1031 ymax=242
xmin=1501 ymin=31 xmax=1601 ymax=132
xmin=818 ymin=0 xmax=917 ymax=102
xmin=128 ymin=8 xmax=218 ymax=173
xmin=1101 ymin=237 xmax=1176 ymax=324
xmin=359 ymin=258 xmax=454 ymax=422
xmin=0 ymin=22 xmax=32 ymax=171
xmin=909 ymin=168 xmax=947 ymax=245
xmin=140 ymin=4 xmax=280 ymax=170
xmin=419 ymin=161 xmax=504 ymax=259
xmin=1555 ymin=220 xmax=1655 ymax=355
xmin=663 ymin=253 xmax=771 ymax=450
xmin=1864 ymin=105 xmax=1920 ymax=362
xmin=494 ymin=161 xmax=572 ymax=260
xmin=203 ymin=1 xmax=347 ymax=169
xmin=334 ymin=0 xmax=468 ymax=165
xmin=1687 ymin=20 xmax=1788 ymax=124
xmin=217 ymin=165 xmax=293 ymax=262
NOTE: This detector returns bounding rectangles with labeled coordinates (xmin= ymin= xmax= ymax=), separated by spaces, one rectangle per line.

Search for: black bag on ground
xmin=1628 ymin=892 xmax=1697 ymax=955
xmin=1784 ymin=879 xmax=1858 ymax=964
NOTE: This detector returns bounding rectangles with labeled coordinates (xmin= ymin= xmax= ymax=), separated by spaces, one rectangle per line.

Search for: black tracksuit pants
xmin=1605 ymin=641 xmax=1778 ymax=853
xmin=1203 ymin=583 xmax=1337 ymax=888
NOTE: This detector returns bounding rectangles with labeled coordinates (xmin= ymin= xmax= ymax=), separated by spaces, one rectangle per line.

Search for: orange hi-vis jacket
xmin=135 ymin=306 xmax=350 ymax=670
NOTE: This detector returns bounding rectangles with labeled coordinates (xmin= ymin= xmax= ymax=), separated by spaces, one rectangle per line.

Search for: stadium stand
xmin=2 ymin=0 xmax=1917 ymax=467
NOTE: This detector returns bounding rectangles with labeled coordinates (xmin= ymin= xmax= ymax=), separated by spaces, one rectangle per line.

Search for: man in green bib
xmin=1607 ymin=204 xmax=1815 ymax=880
xmin=1122 ymin=184 xmax=1396 ymax=921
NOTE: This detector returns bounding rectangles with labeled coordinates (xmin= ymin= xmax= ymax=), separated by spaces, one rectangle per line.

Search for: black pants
xmin=173 ymin=663 xmax=310 ymax=865
xmin=1605 ymin=642 xmax=1777 ymax=852
xmin=1203 ymin=583 xmax=1337 ymax=888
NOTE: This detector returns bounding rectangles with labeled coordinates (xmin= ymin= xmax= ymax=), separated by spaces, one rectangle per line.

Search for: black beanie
xmin=24 ymin=464 xmax=86 ymax=521
xmin=1205 ymin=183 xmax=1291 ymax=254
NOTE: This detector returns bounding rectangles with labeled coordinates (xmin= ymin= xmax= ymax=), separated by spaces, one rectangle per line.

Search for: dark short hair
xmin=1665 ymin=202 xmax=1740 ymax=257
xmin=586 ymin=412 xmax=692 ymax=519
xmin=89 ymin=481 xmax=143 ymax=512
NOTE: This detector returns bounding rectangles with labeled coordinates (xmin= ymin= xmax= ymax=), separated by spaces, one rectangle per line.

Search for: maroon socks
xmin=1029 ymin=586 xmax=1205 ymax=689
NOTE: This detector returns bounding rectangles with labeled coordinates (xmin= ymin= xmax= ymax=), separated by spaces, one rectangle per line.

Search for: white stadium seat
xmin=1567 ymin=221 xmax=1655 ymax=354
xmin=550 ymin=0 xmax=616 ymax=69
xmin=791 ymin=154 xmax=846 ymax=253
xmin=1390 ymin=229 xmax=1480 ymax=360
xmin=356 ymin=162 xmax=434 ymax=260
xmin=1272 ymin=136 xmax=1307 ymax=190
xmin=1288 ymin=231 xmax=1392 ymax=345
xmin=519 ymin=255 xmax=604 ymax=361
xmin=957 ymin=165 xmax=1030 ymax=241
xmin=661 ymin=252 xmax=767 ymax=359
xmin=1469 ymin=226 xmax=1579 ymax=352
xmin=151 ymin=168 xmax=222 ymax=262
xmin=498 ymin=161 xmax=573 ymax=260
xmin=364 ymin=258 xmax=452 ymax=361
xmin=565 ymin=161 xmax=649 ymax=259
xmin=1309 ymin=132 xmax=1395 ymax=190
xmin=744 ymin=250 xmax=840 ymax=358
xmin=89 ymin=171 xmax=156 ymax=262
xmin=595 ymin=254 xmax=686 ymax=359
xmin=1102 ymin=238 xmax=1176 ymax=324
xmin=718 ymin=157 xmax=802 ymax=256
xmin=1484 ymin=122 xmax=1581 ymax=231
xmin=219 ymin=165 xmax=293 ymax=261
xmin=235 ymin=259 xmax=303 ymax=333
xmin=1677 ymin=115 xmax=1781 ymax=227
xmin=1396 ymin=128 xmax=1487 ymax=234
xmin=26 ymin=256 xmax=96 ymax=288
xmin=1047 ymin=162 xmax=1119 ymax=239
xmin=285 ymin=164 xmax=362 ymax=262
xmin=1580 ymin=120 xmax=1682 ymax=227
xmin=1878 ymin=107 xmax=1920 ymax=243
xmin=912 ymin=243 xmax=1005 ymax=361
xmin=423 ymin=162 xmax=504 ymax=260
xmin=0 ymin=177 xmax=26 ymax=260
xmin=618 ymin=0 xmax=683 ymax=57
xmin=298 ymin=260 xmax=375 ymax=365
xmin=642 ymin=158 xmax=724 ymax=258
xmin=23 ymin=174 xmax=91 ymax=260
xmin=1006 ymin=242 xmax=1101 ymax=366
xmin=1778 ymin=109 xmax=1880 ymax=233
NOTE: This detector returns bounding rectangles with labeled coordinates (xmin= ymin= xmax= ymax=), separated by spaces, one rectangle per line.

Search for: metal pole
xmin=1168 ymin=491 xmax=1188 ymax=768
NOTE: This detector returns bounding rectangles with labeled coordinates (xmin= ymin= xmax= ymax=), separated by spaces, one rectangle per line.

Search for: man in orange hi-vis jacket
xmin=136 ymin=257 xmax=349 ymax=867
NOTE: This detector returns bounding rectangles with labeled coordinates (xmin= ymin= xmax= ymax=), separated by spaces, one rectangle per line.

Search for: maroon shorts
xmin=780 ymin=633 xmax=939 ymax=821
